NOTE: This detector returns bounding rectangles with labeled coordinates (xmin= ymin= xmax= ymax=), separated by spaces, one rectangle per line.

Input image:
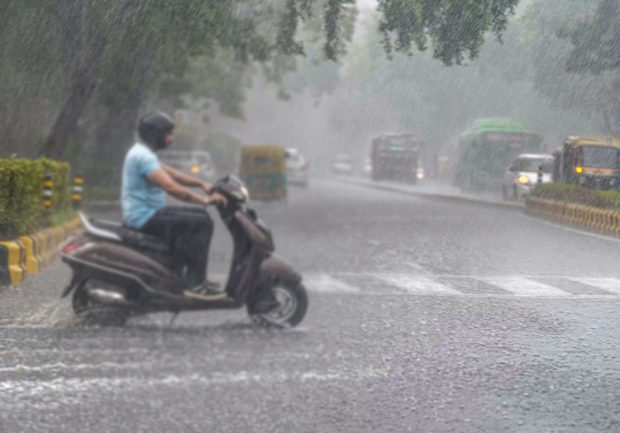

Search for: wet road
xmin=1 ymin=178 xmax=619 ymax=432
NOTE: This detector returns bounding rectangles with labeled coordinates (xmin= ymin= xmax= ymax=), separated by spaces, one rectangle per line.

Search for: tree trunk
xmin=41 ymin=73 xmax=97 ymax=159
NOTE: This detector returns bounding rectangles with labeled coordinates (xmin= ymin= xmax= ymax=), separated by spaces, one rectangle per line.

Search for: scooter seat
xmin=89 ymin=218 xmax=169 ymax=253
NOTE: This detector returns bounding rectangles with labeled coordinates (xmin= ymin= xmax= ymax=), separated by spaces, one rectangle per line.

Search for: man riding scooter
xmin=122 ymin=111 xmax=227 ymax=294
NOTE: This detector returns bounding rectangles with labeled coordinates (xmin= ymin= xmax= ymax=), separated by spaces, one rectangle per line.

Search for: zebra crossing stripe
xmin=304 ymin=274 xmax=360 ymax=293
xmin=481 ymin=277 xmax=571 ymax=297
xmin=302 ymin=273 xmax=620 ymax=297
xmin=569 ymin=278 xmax=620 ymax=295
xmin=376 ymin=274 xmax=461 ymax=295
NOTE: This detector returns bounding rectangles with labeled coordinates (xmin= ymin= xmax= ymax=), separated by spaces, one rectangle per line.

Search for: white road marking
xmin=376 ymin=274 xmax=461 ymax=295
xmin=0 ymin=361 xmax=142 ymax=374
xmin=570 ymin=278 xmax=620 ymax=295
xmin=482 ymin=277 xmax=571 ymax=297
xmin=0 ymin=367 xmax=388 ymax=398
xmin=304 ymin=274 xmax=360 ymax=293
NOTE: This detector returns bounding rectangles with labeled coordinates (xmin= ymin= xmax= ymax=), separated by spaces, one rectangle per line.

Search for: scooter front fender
xmin=258 ymin=256 xmax=301 ymax=285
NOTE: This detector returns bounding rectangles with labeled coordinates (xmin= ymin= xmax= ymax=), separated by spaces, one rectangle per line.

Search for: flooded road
xmin=1 ymin=178 xmax=619 ymax=432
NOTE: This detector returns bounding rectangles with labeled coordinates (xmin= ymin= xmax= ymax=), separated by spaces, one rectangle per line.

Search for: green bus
xmin=454 ymin=119 xmax=544 ymax=191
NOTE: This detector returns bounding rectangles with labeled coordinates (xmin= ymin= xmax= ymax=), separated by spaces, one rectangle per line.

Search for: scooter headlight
xmin=240 ymin=186 xmax=250 ymax=202
xmin=518 ymin=175 xmax=530 ymax=184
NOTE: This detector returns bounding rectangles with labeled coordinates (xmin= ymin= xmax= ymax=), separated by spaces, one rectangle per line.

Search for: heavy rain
xmin=1 ymin=1 xmax=619 ymax=432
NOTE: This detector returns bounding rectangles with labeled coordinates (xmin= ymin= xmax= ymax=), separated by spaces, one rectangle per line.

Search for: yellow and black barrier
xmin=525 ymin=196 xmax=620 ymax=237
xmin=0 ymin=217 xmax=82 ymax=286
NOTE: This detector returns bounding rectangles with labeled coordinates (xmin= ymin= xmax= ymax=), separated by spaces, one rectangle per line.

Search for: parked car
xmin=285 ymin=148 xmax=309 ymax=187
xmin=502 ymin=153 xmax=553 ymax=200
xmin=159 ymin=150 xmax=216 ymax=181
xmin=331 ymin=154 xmax=354 ymax=175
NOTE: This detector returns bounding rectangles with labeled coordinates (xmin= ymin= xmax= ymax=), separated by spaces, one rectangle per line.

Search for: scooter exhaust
xmin=87 ymin=288 xmax=130 ymax=305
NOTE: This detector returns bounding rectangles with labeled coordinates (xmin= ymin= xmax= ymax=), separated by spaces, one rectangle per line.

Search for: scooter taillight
xmin=60 ymin=240 xmax=85 ymax=255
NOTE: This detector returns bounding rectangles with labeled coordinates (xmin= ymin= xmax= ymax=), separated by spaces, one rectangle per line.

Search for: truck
xmin=371 ymin=133 xmax=423 ymax=183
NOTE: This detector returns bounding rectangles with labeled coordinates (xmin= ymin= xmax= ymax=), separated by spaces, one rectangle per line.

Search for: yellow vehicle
xmin=239 ymin=145 xmax=287 ymax=201
xmin=552 ymin=136 xmax=620 ymax=190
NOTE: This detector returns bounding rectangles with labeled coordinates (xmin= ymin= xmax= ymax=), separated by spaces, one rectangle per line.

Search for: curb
xmin=0 ymin=217 xmax=83 ymax=286
xmin=525 ymin=196 xmax=620 ymax=237
xmin=321 ymin=175 xmax=523 ymax=211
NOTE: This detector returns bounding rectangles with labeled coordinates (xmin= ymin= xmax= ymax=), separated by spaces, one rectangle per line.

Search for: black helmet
xmin=138 ymin=111 xmax=175 ymax=150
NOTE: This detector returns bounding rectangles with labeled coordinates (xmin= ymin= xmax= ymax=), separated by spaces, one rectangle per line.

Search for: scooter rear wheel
xmin=248 ymin=280 xmax=308 ymax=328
xmin=72 ymin=279 xmax=130 ymax=326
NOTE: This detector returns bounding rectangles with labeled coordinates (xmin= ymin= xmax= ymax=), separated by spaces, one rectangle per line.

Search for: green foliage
xmin=531 ymin=183 xmax=620 ymax=210
xmin=0 ymin=158 xmax=72 ymax=238
xmin=377 ymin=0 xmax=519 ymax=65
xmin=564 ymin=0 xmax=620 ymax=74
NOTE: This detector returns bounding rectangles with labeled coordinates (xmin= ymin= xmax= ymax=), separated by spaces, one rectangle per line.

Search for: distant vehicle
xmin=416 ymin=166 xmax=425 ymax=182
xmin=331 ymin=154 xmax=354 ymax=175
xmin=371 ymin=133 xmax=423 ymax=183
xmin=454 ymin=119 xmax=544 ymax=192
xmin=285 ymin=148 xmax=309 ymax=187
xmin=240 ymin=145 xmax=287 ymax=201
xmin=502 ymin=153 xmax=553 ymax=200
xmin=362 ymin=157 xmax=372 ymax=177
xmin=552 ymin=136 xmax=620 ymax=190
xmin=159 ymin=150 xmax=216 ymax=181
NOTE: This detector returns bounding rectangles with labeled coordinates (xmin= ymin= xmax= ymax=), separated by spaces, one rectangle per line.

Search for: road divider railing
xmin=525 ymin=196 xmax=620 ymax=236
xmin=0 ymin=217 xmax=82 ymax=286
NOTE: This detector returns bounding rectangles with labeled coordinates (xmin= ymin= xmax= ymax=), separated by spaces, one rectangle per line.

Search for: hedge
xmin=531 ymin=183 xmax=620 ymax=211
xmin=0 ymin=158 xmax=73 ymax=238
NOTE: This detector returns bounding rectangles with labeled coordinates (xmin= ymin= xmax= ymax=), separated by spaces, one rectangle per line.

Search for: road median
xmin=525 ymin=196 xmax=620 ymax=237
xmin=0 ymin=157 xmax=84 ymax=286
xmin=0 ymin=218 xmax=82 ymax=286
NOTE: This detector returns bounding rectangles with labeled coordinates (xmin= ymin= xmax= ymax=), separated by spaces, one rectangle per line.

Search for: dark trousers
xmin=140 ymin=206 xmax=214 ymax=287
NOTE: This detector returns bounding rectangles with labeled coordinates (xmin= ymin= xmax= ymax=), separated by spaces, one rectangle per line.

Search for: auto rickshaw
xmin=553 ymin=136 xmax=620 ymax=190
xmin=239 ymin=145 xmax=287 ymax=201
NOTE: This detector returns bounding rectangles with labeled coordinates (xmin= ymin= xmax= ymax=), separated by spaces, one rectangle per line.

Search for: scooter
xmin=59 ymin=175 xmax=308 ymax=327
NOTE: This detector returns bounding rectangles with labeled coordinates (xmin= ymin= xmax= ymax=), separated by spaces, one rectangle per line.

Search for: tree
xmin=377 ymin=0 xmax=519 ymax=65
xmin=563 ymin=0 xmax=620 ymax=134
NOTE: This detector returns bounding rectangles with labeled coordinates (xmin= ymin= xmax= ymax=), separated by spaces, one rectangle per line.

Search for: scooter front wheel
xmin=248 ymin=280 xmax=308 ymax=328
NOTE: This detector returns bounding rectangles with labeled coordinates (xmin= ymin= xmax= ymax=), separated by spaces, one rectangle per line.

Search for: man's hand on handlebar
xmin=201 ymin=182 xmax=213 ymax=194
xmin=206 ymin=192 xmax=227 ymax=206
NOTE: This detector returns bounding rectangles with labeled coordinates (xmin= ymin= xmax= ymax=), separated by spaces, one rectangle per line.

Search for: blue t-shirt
xmin=122 ymin=143 xmax=166 ymax=228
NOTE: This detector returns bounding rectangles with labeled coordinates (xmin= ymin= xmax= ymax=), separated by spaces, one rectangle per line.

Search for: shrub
xmin=0 ymin=158 xmax=73 ymax=238
xmin=531 ymin=184 xmax=620 ymax=210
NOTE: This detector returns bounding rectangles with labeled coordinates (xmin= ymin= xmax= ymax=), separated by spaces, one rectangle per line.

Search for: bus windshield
xmin=580 ymin=146 xmax=620 ymax=169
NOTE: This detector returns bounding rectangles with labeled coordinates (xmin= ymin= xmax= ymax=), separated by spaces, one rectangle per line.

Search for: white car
xmin=502 ymin=153 xmax=553 ymax=200
xmin=285 ymin=148 xmax=309 ymax=187
xmin=331 ymin=154 xmax=354 ymax=175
